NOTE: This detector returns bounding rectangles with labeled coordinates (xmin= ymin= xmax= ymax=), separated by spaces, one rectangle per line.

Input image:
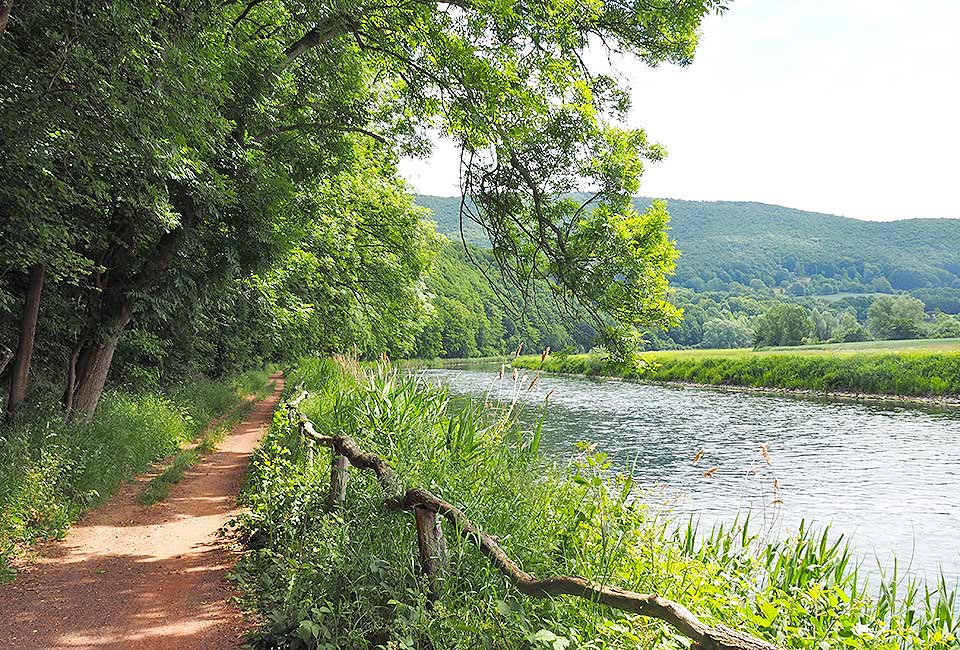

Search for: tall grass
xmin=0 ymin=370 xmax=272 ymax=578
xmin=514 ymin=351 xmax=960 ymax=398
xmin=233 ymin=357 xmax=957 ymax=649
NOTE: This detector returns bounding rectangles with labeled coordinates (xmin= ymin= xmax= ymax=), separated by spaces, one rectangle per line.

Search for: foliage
xmin=234 ymin=357 xmax=958 ymax=649
xmin=413 ymin=244 xmax=595 ymax=358
xmin=868 ymin=296 xmax=929 ymax=340
xmin=701 ymin=317 xmax=754 ymax=349
xmin=753 ymin=304 xmax=814 ymax=347
xmin=1 ymin=0 xmax=727 ymax=419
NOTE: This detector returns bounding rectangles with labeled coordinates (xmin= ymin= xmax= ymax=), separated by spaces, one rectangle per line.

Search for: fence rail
xmin=285 ymin=390 xmax=779 ymax=650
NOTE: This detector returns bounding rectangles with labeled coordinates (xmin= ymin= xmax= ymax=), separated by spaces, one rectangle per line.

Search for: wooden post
xmin=414 ymin=505 xmax=448 ymax=601
xmin=328 ymin=452 xmax=349 ymax=510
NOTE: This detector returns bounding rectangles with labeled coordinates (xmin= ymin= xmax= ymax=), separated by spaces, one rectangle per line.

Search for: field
xmin=513 ymin=338 xmax=960 ymax=398
xmin=644 ymin=337 xmax=960 ymax=358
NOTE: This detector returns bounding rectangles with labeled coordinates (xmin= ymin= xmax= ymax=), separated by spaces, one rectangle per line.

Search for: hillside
xmin=417 ymin=195 xmax=960 ymax=298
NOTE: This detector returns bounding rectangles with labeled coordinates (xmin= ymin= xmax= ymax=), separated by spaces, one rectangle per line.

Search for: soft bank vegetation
xmin=0 ymin=369 xmax=272 ymax=578
xmin=514 ymin=345 xmax=960 ymax=398
xmin=232 ymin=357 xmax=957 ymax=649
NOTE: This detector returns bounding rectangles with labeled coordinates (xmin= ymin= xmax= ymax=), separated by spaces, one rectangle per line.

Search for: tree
xmin=833 ymin=312 xmax=870 ymax=343
xmin=927 ymin=312 xmax=960 ymax=339
xmin=701 ymin=318 xmax=752 ymax=349
xmin=753 ymin=304 xmax=813 ymax=347
xmin=2 ymin=0 xmax=728 ymax=416
xmin=867 ymin=295 xmax=927 ymax=340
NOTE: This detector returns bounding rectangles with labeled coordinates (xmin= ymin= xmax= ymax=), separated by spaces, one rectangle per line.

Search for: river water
xmin=419 ymin=367 xmax=960 ymax=586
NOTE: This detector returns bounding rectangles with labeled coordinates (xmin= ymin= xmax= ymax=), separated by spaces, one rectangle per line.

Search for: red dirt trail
xmin=0 ymin=375 xmax=283 ymax=649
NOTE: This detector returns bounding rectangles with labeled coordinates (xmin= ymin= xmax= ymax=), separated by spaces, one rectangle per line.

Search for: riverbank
xmin=233 ymin=357 xmax=958 ymax=649
xmin=513 ymin=344 xmax=960 ymax=403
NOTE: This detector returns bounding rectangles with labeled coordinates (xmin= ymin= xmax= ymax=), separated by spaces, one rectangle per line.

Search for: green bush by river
xmin=514 ymin=342 xmax=960 ymax=398
xmin=232 ymin=357 xmax=957 ymax=649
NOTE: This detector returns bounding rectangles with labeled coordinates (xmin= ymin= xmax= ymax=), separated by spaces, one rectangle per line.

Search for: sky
xmin=399 ymin=0 xmax=960 ymax=221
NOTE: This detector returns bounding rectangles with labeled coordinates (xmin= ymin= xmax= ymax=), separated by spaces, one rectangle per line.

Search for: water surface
xmin=420 ymin=367 xmax=960 ymax=585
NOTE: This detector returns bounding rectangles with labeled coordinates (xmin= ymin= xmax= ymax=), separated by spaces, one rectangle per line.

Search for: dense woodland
xmin=1 ymin=0 xmax=724 ymax=421
xmin=418 ymin=195 xmax=960 ymax=355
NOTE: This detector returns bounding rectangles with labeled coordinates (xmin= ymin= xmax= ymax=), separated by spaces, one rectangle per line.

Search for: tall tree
xmin=2 ymin=0 xmax=726 ymax=414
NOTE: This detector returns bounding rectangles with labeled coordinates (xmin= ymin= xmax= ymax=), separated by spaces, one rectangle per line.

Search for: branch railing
xmin=285 ymin=390 xmax=779 ymax=650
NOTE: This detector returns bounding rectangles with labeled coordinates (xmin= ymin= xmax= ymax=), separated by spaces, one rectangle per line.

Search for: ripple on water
xmin=419 ymin=368 xmax=960 ymax=585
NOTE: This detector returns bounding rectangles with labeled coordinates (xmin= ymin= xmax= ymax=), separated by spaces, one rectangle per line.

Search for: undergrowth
xmin=232 ymin=357 xmax=957 ymax=649
xmin=0 ymin=368 xmax=272 ymax=579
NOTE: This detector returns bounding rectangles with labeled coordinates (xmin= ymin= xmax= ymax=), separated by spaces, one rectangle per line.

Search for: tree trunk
xmin=6 ymin=264 xmax=45 ymax=421
xmin=0 ymin=0 xmax=13 ymax=34
xmin=69 ymin=303 xmax=131 ymax=418
xmin=62 ymin=344 xmax=80 ymax=414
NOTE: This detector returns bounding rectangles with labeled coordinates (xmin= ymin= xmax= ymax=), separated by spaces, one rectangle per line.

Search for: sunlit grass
xmin=0 ymin=369 xmax=273 ymax=579
xmin=515 ymin=343 xmax=960 ymax=397
xmin=137 ymin=398 xmax=256 ymax=505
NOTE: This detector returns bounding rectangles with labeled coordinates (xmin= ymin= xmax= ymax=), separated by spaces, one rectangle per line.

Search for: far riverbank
xmin=512 ymin=342 xmax=960 ymax=406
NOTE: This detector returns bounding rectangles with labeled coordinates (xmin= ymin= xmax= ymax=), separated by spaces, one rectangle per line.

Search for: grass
xmin=0 ymin=369 xmax=273 ymax=579
xmin=513 ymin=340 xmax=960 ymax=398
xmin=136 ymin=397 xmax=258 ymax=505
xmin=231 ymin=357 xmax=958 ymax=649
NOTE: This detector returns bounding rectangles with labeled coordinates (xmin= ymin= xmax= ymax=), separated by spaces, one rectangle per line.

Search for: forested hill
xmin=417 ymin=195 xmax=960 ymax=294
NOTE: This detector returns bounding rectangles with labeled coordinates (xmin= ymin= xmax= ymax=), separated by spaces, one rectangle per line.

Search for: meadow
xmin=513 ymin=339 xmax=960 ymax=399
xmin=231 ymin=357 xmax=957 ymax=649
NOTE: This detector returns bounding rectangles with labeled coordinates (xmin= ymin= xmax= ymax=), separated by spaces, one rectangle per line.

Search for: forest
xmin=417 ymin=196 xmax=960 ymax=355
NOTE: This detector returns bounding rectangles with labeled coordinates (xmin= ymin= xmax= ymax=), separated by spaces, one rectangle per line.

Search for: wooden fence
xmin=285 ymin=391 xmax=779 ymax=650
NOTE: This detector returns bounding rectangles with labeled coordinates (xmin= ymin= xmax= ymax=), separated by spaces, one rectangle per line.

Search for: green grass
xmin=231 ymin=357 xmax=958 ymax=649
xmin=0 ymin=369 xmax=273 ymax=579
xmin=513 ymin=340 xmax=960 ymax=398
xmin=137 ymin=398 xmax=257 ymax=505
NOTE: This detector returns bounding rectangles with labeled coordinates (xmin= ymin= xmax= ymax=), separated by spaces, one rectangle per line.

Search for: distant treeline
xmin=419 ymin=195 xmax=960 ymax=297
xmin=417 ymin=196 xmax=960 ymax=358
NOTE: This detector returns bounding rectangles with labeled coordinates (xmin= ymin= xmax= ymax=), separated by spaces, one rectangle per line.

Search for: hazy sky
xmin=399 ymin=0 xmax=960 ymax=221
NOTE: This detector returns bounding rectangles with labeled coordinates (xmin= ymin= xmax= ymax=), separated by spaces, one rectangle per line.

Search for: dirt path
xmin=0 ymin=376 xmax=283 ymax=649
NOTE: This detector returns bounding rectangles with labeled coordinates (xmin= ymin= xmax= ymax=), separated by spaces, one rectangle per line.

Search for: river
xmin=419 ymin=367 xmax=960 ymax=587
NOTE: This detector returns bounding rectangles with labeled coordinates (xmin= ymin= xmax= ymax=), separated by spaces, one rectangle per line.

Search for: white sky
xmin=399 ymin=0 xmax=960 ymax=221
